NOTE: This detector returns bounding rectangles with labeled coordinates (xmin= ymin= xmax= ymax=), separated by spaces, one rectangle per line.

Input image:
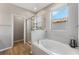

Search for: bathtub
xmin=32 ymin=39 xmax=79 ymax=55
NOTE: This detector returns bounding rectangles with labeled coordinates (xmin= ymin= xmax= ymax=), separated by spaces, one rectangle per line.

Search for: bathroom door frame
xmin=11 ymin=14 xmax=26 ymax=47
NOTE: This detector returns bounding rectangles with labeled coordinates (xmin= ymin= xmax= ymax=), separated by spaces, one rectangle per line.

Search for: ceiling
xmin=12 ymin=3 xmax=51 ymax=13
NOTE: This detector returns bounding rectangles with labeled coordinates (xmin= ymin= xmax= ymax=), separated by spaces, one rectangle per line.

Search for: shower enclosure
xmin=25 ymin=15 xmax=45 ymax=44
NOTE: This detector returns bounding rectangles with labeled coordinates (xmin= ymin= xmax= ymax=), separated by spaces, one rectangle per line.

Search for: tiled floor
xmin=0 ymin=41 xmax=31 ymax=55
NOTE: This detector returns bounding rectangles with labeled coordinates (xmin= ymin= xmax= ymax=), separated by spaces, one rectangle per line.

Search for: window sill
xmin=52 ymin=20 xmax=67 ymax=24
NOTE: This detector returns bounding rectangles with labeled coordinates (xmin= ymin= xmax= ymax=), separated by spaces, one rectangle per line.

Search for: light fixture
xmin=34 ymin=7 xmax=37 ymax=10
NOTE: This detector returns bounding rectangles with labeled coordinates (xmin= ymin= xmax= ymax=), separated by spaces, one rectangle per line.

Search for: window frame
xmin=50 ymin=4 xmax=68 ymax=31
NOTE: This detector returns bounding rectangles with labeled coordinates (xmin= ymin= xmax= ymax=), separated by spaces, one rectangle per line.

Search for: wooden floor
xmin=0 ymin=41 xmax=31 ymax=55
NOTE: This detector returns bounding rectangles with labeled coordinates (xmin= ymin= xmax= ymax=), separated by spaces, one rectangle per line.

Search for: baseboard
xmin=27 ymin=41 xmax=31 ymax=45
xmin=25 ymin=41 xmax=31 ymax=48
xmin=14 ymin=39 xmax=24 ymax=43
xmin=0 ymin=46 xmax=12 ymax=52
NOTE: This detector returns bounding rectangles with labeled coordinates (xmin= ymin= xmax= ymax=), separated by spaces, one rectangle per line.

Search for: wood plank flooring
xmin=0 ymin=41 xmax=31 ymax=55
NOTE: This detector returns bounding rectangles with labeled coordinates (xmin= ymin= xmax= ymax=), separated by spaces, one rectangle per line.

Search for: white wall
xmin=37 ymin=3 xmax=78 ymax=45
xmin=0 ymin=3 xmax=34 ymax=51
xmin=78 ymin=4 xmax=79 ymax=45
xmin=68 ymin=3 xmax=78 ymax=44
xmin=0 ymin=8 xmax=12 ymax=50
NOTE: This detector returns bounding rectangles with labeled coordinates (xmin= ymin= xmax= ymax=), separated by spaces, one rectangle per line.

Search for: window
xmin=31 ymin=16 xmax=44 ymax=30
xmin=51 ymin=4 xmax=68 ymax=31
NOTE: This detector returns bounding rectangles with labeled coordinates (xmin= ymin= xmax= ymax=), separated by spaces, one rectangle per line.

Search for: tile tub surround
xmin=36 ymin=3 xmax=78 ymax=45
xmin=31 ymin=30 xmax=46 ymax=42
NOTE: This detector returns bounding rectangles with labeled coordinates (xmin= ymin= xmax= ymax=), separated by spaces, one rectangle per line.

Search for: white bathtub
xmin=32 ymin=39 xmax=79 ymax=55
